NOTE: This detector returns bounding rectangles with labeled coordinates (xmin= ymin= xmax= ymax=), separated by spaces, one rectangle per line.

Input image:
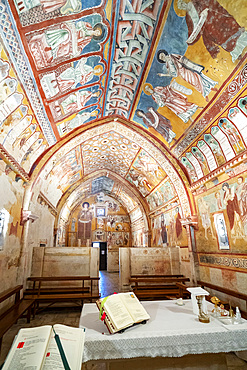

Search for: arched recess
xmin=54 ymin=169 xmax=151 ymax=246
xmin=26 ymin=118 xmax=194 ymax=219
xmin=55 ymin=169 xmax=150 ymax=228
xmin=19 ymin=118 xmax=197 ymax=281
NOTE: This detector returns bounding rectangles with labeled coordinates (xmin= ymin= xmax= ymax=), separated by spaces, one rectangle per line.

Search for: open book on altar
xmin=2 ymin=324 xmax=85 ymax=370
xmin=96 ymin=292 xmax=150 ymax=334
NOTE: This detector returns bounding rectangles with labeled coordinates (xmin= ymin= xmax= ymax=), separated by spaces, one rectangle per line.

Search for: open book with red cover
xmin=96 ymin=292 xmax=150 ymax=334
xmin=2 ymin=324 xmax=85 ymax=370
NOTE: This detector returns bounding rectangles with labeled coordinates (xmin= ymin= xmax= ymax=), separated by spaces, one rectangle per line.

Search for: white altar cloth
xmin=79 ymin=300 xmax=247 ymax=363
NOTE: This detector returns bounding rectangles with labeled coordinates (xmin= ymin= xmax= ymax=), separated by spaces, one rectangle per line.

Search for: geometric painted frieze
xmin=199 ymin=253 xmax=247 ymax=273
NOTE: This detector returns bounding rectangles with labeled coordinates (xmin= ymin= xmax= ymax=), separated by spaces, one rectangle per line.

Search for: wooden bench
xmin=24 ymin=276 xmax=100 ymax=313
xmin=176 ymin=282 xmax=192 ymax=299
xmin=197 ymin=280 xmax=247 ymax=319
xmin=24 ymin=286 xmax=90 ymax=295
xmin=131 ymin=274 xmax=184 ymax=278
xmin=0 ymin=285 xmax=35 ymax=352
xmin=129 ymin=275 xmax=190 ymax=301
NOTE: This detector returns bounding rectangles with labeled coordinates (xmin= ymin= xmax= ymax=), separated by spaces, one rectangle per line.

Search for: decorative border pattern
xmin=174 ymin=63 xmax=247 ymax=157
xmin=199 ymin=253 xmax=247 ymax=272
xmin=105 ymin=0 xmax=163 ymax=117
xmin=0 ymin=0 xmax=56 ymax=146
xmin=0 ymin=144 xmax=29 ymax=181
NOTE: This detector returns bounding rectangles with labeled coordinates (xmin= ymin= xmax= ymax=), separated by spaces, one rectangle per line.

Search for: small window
xmin=0 ymin=208 xmax=10 ymax=250
xmin=96 ymin=207 xmax=106 ymax=217
xmin=92 ymin=242 xmax=100 ymax=248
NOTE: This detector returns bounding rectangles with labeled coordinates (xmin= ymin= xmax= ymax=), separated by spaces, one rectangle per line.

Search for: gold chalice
xmin=211 ymin=296 xmax=220 ymax=316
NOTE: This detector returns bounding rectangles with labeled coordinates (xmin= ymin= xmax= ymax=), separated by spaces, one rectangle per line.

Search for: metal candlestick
xmin=196 ymin=295 xmax=210 ymax=323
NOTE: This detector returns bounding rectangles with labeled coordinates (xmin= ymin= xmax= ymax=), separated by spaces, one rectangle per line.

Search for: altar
xmin=79 ymin=300 xmax=247 ymax=368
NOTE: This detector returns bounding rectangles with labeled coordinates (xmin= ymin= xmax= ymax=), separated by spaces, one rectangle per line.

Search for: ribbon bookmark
xmin=52 ymin=327 xmax=71 ymax=370
xmin=99 ymin=296 xmax=109 ymax=320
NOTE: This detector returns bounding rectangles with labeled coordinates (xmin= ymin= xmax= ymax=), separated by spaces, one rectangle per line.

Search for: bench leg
xmin=27 ymin=306 xmax=32 ymax=323
xmin=33 ymin=301 xmax=37 ymax=318
xmin=32 ymin=302 xmax=36 ymax=319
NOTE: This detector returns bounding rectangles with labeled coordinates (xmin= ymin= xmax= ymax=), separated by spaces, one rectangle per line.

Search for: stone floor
xmin=0 ymin=271 xmax=118 ymax=366
xmin=99 ymin=270 xmax=120 ymax=297
xmin=0 ymin=271 xmax=247 ymax=369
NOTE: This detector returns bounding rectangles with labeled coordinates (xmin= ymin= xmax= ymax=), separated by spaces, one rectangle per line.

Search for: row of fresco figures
xmin=135 ymin=52 xmax=245 ymax=144
xmin=197 ymin=174 xmax=247 ymax=247
xmin=40 ymin=56 xmax=104 ymax=100
xmin=56 ymin=106 xmax=99 ymax=137
xmin=118 ymin=0 xmax=247 ymax=120
xmin=146 ymin=179 xmax=176 ymax=212
xmin=151 ymin=206 xmax=185 ymax=248
xmin=49 ymin=85 xmax=101 ymax=122
xmin=180 ymin=97 xmax=247 ymax=182
xmin=69 ymin=229 xmax=130 ymax=247
xmin=24 ymin=14 xmax=107 ymax=126
xmin=9 ymin=0 xmax=247 ymax=139
xmin=26 ymin=15 xmax=107 ymax=70
xmin=14 ymin=0 xmax=103 ymax=25
xmin=136 ymin=50 xmax=218 ymax=138
xmin=0 ymin=55 xmax=47 ymax=173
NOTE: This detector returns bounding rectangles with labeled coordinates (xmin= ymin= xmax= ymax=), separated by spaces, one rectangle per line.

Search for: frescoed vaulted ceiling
xmin=0 ymin=0 xmax=247 ymax=217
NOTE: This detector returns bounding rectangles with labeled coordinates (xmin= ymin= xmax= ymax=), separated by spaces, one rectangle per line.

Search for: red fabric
xmin=186 ymin=0 xmax=242 ymax=58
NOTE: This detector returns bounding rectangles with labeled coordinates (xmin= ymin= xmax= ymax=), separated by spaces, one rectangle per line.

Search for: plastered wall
xmin=31 ymin=247 xmax=95 ymax=277
xmin=0 ymin=165 xmax=25 ymax=293
xmin=130 ymin=247 xmax=180 ymax=276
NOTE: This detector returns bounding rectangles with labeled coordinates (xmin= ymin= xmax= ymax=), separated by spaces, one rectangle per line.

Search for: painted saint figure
xmin=78 ymin=202 xmax=93 ymax=243
xmin=215 ymin=192 xmax=222 ymax=210
xmin=177 ymin=0 xmax=247 ymax=62
xmin=222 ymin=182 xmax=244 ymax=240
xmin=205 ymin=135 xmax=225 ymax=166
xmin=220 ymin=119 xmax=244 ymax=153
xmin=136 ymin=107 xmax=176 ymax=144
xmin=175 ymin=207 xmax=182 ymax=240
xmin=41 ymin=58 xmax=103 ymax=99
xmin=161 ymin=215 xmax=168 ymax=246
xmin=57 ymin=109 xmax=98 ymax=136
xmin=14 ymin=0 xmax=81 ymax=14
xmin=144 ymin=82 xmax=198 ymax=123
xmin=29 ymin=21 xmax=105 ymax=69
xmin=235 ymin=176 xmax=247 ymax=220
xmin=198 ymin=198 xmax=215 ymax=240
xmin=57 ymin=59 xmax=103 ymax=92
xmin=60 ymin=89 xmax=100 ymax=115
xmin=157 ymin=50 xmax=217 ymax=101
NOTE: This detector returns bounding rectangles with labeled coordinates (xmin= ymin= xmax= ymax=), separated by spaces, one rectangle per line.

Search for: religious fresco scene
xmin=65 ymin=193 xmax=130 ymax=247
xmin=1 ymin=1 xmax=247 ymax=362
xmin=151 ymin=204 xmax=187 ymax=248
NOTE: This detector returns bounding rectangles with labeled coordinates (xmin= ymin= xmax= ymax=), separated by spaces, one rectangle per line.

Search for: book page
xmin=103 ymin=294 xmax=134 ymax=331
xmin=2 ymin=325 xmax=52 ymax=370
xmin=119 ymin=292 xmax=150 ymax=323
xmin=43 ymin=324 xmax=85 ymax=370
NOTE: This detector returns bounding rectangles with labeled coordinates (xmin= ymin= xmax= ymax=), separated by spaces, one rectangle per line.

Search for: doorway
xmin=99 ymin=242 xmax=107 ymax=270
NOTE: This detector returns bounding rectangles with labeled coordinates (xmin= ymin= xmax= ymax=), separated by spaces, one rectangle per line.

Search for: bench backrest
xmin=197 ymin=281 xmax=247 ymax=302
xmin=0 ymin=285 xmax=23 ymax=304
xmin=131 ymin=275 xmax=184 ymax=278
xmin=27 ymin=276 xmax=99 ymax=281
xmin=27 ymin=276 xmax=100 ymax=296
xmin=130 ymin=277 xmax=190 ymax=284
